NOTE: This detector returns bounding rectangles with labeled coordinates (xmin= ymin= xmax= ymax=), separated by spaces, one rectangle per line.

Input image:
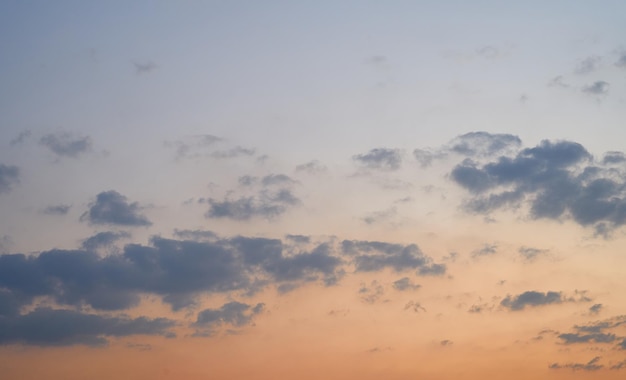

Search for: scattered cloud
xmin=0 ymin=307 xmax=175 ymax=346
xmin=589 ymin=303 xmax=603 ymax=315
xmin=42 ymin=204 xmax=71 ymax=216
xmin=0 ymin=164 xmax=20 ymax=194
xmin=471 ymin=244 xmax=498 ymax=258
xmin=392 ymin=277 xmax=421 ymax=291
xmin=404 ymin=300 xmax=426 ymax=313
xmin=40 ymin=132 xmax=93 ymax=159
xmin=295 ymin=160 xmax=327 ymax=174
xmin=500 ymin=291 xmax=565 ymax=311
xmin=574 ymin=56 xmax=602 ymax=74
xmin=194 ymin=301 xmax=264 ymax=336
xmin=353 ymin=148 xmax=403 ymax=171
xmin=80 ymin=190 xmax=152 ymax=227
xmin=205 ymin=189 xmax=300 ymax=221
xmin=518 ymin=246 xmax=548 ymax=261
xmin=549 ymin=356 xmax=603 ymax=371
xmin=582 ymin=81 xmax=609 ymax=95
xmin=359 ymin=281 xmax=385 ymax=304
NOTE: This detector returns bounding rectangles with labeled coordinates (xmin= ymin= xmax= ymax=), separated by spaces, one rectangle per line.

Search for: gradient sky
xmin=1 ymin=1 xmax=626 ymax=379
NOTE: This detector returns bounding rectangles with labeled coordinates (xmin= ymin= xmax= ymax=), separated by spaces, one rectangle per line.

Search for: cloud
xmin=582 ymin=81 xmax=609 ymax=95
xmin=260 ymin=174 xmax=297 ymax=187
xmin=392 ymin=277 xmax=421 ymax=291
xmin=0 ymin=307 xmax=174 ymax=347
xmin=449 ymin=132 xmax=522 ymax=157
xmin=0 ymin=164 xmax=20 ymax=194
xmin=589 ymin=303 xmax=603 ymax=315
xmin=165 ymin=135 xmax=222 ymax=160
xmin=359 ymin=281 xmax=385 ymax=304
xmin=194 ymin=301 xmax=264 ymax=336
xmin=205 ymin=189 xmax=300 ymax=220
xmin=500 ymin=291 xmax=564 ymax=311
xmin=42 ymin=204 xmax=71 ymax=215
xmin=172 ymin=229 xmax=217 ymax=241
xmin=557 ymin=332 xmax=617 ymax=344
xmin=210 ymin=146 xmax=255 ymax=159
xmin=80 ymin=190 xmax=152 ymax=227
xmin=615 ymin=52 xmax=626 ymax=68
xmin=285 ymin=234 xmax=310 ymax=244
xmin=81 ymin=231 xmax=131 ymax=250
xmin=445 ymin=137 xmax=626 ymax=233
xmin=404 ymin=300 xmax=426 ymax=313
xmin=295 ymin=160 xmax=327 ymax=174
xmin=518 ymin=246 xmax=548 ymax=261
xmin=602 ymin=151 xmax=626 ymax=165
xmin=472 ymin=244 xmax=498 ymax=258
xmin=611 ymin=359 xmax=626 ymax=370
xmin=361 ymin=207 xmax=397 ymax=225
xmin=9 ymin=130 xmax=31 ymax=146
xmin=549 ymin=356 xmax=603 ymax=371
xmin=133 ymin=62 xmax=157 ymax=75
xmin=40 ymin=132 xmax=92 ymax=158
xmin=342 ymin=240 xmax=446 ymax=275
xmin=440 ymin=339 xmax=453 ymax=346
xmin=353 ymin=148 xmax=403 ymax=171
xmin=574 ymin=56 xmax=602 ymax=74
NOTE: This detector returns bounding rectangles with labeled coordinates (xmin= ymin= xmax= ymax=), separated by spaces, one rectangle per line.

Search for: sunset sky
xmin=1 ymin=1 xmax=626 ymax=379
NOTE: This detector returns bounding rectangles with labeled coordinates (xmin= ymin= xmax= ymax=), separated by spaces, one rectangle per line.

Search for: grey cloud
xmin=81 ymin=231 xmax=131 ymax=250
xmin=238 ymin=175 xmax=257 ymax=186
xmin=342 ymin=240 xmax=446 ymax=275
xmin=602 ymin=151 xmax=626 ymax=165
xmin=549 ymin=75 xmax=570 ymax=88
xmin=500 ymin=291 xmax=564 ymax=311
xmin=472 ymin=244 xmax=498 ymax=258
xmin=0 ymin=164 xmax=20 ymax=194
xmin=172 ymin=229 xmax=217 ymax=241
xmin=448 ymin=139 xmax=626 ymax=232
xmin=549 ymin=356 xmax=603 ymax=371
xmin=616 ymin=52 xmax=626 ymax=68
xmin=589 ymin=303 xmax=603 ymax=315
xmin=195 ymin=301 xmax=264 ymax=335
xmin=285 ymin=234 xmax=310 ymax=244
xmin=210 ymin=146 xmax=255 ymax=159
xmin=353 ymin=148 xmax=403 ymax=171
xmin=133 ymin=62 xmax=157 ymax=74
xmin=10 ymin=130 xmax=31 ymax=146
xmin=359 ymin=281 xmax=385 ymax=304
xmin=518 ymin=246 xmax=548 ymax=261
xmin=166 ymin=134 xmax=222 ymax=160
xmin=413 ymin=149 xmax=447 ymax=167
xmin=40 ymin=132 xmax=92 ymax=158
xmin=404 ymin=300 xmax=426 ymax=313
xmin=295 ymin=160 xmax=327 ymax=174
xmin=42 ymin=204 xmax=71 ymax=215
xmin=558 ymin=332 xmax=617 ymax=344
xmin=0 ymin=308 xmax=174 ymax=347
xmin=611 ymin=359 xmax=626 ymax=370
xmin=582 ymin=81 xmax=609 ymax=95
xmin=393 ymin=277 xmax=420 ymax=291
xmin=81 ymin=190 xmax=151 ymax=226
xmin=361 ymin=207 xmax=397 ymax=225
xmin=261 ymin=174 xmax=296 ymax=187
xmin=573 ymin=315 xmax=626 ymax=334
xmin=574 ymin=56 xmax=602 ymax=74
xmin=206 ymin=189 xmax=299 ymax=221
xmin=449 ymin=132 xmax=522 ymax=157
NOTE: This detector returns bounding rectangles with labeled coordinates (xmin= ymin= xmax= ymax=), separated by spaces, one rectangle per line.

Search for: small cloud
xmin=359 ymin=281 xmax=385 ymax=304
xmin=472 ymin=244 xmax=498 ymax=258
xmin=205 ymin=189 xmax=300 ymax=221
xmin=42 ymin=204 xmax=71 ymax=216
xmin=404 ymin=300 xmax=426 ymax=313
xmin=589 ymin=303 xmax=603 ymax=315
xmin=353 ymin=148 xmax=403 ymax=171
xmin=172 ymin=229 xmax=217 ymax=241
xmin=392 ymin=277 xmax=421 ymax=291
xmin=518 ymin=246 xmax=548 ymax=261
xmin=501 ymin=290 xmax=581 ymax=311
xmin=548 ymin=75 xmax=570 ymax=88
xmin=582 ymin=81 xmax=609 ymax=95
xmin=549 ymin=356 xmax=603 ymax=371
xmin=440 ymin=339 xmax=453 ymax=346
xmin=0 ymin=164 xmax=20 ymax=194
xmin=40 ymin=132 xmax=92 ymax=159
xmin=614 ymin=52 xmax=626 ymax=68
xmin=80 ymin=190 xmax=151 ymax=227
xmin=574 ymin=56 xmax=602 ymax=74
xmin=9 ymin=130 xmax=31 ymax=146
xmin=194 ymin=301 xmax=264 ymax=336
xmin=295 ymin=160 xmax=327 ymax=174
xmin=361 ymin=207 xmax=397 ymax=225
xmin=133 ymin=62 xmax=157 ymax=75
xmin=81 ymin=231 xmax=131 ymax=250
xmin=210 ymin=146 xmax=255 ymax=159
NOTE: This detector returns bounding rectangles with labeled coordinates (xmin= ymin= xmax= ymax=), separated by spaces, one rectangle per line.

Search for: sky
xmin=1 ymin=1 xmax=626 ymax=379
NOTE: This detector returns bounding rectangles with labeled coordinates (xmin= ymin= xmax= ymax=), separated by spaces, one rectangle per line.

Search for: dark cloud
xmin=40 ymin=132 xmax=92 ymax=158
xmin=42 ymin=204 xmax=71 ymax=215
xmin=81 ymin=190 xmax=151 ymax=227
xmin=81 ymin=231 xmax=131 ymax=251
xmin=133 ymin=62 xmax=157 ymax=74
xmin=342 ymin=240 xmax=446 ymax=275
xmin=206 ymin=188 xmax=300 ymax=221
xmin=449 ymin=132 xmax=522 ymax=157
xmin=616 ymin=52 xmax=626 ymax=68
xmin=574 ymin=56 xmax=602 ymax=74
xmin=500 ymin=291 xmax=564 ymax=311
xmin=447 ymin=138 xmax=626 ymax=232
xmin=194 ymin=301 xmax=264 ymax=336
xmin=518 ymin=246 xmax=548 ymax=261
xmin=549 ymin=356 xmax=603 ymax=371
xmin=582 ymin=81 xmax=609 ymax=95
xmin=295 ymin=160 xmax=327 ymax=174
xmin=558 ymin=332 xmax=617 ymax=344
xmin=353 ymin=148 xmax=403 ymax=171
xmin=0 ymin=164 xmax=20 ymax=194
xmin=602 ymin=151 xmax=626 ymax=165
xmin=0 ymin=307 xmax=174 ymax=347
xmin=9 ymin=130 xmax=31 ymax=146
xmin=210 ymin=146 xmax=255 ymax=159
xmin=589 ymin=303 xmax=603 ymax=315
xmin=172 ymin=229 xmax=217 ymax=241
xmin=392 ymin=277 xmax=421 ymax=291
xmin=359 ymin=281 xmax=385 ymax=304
